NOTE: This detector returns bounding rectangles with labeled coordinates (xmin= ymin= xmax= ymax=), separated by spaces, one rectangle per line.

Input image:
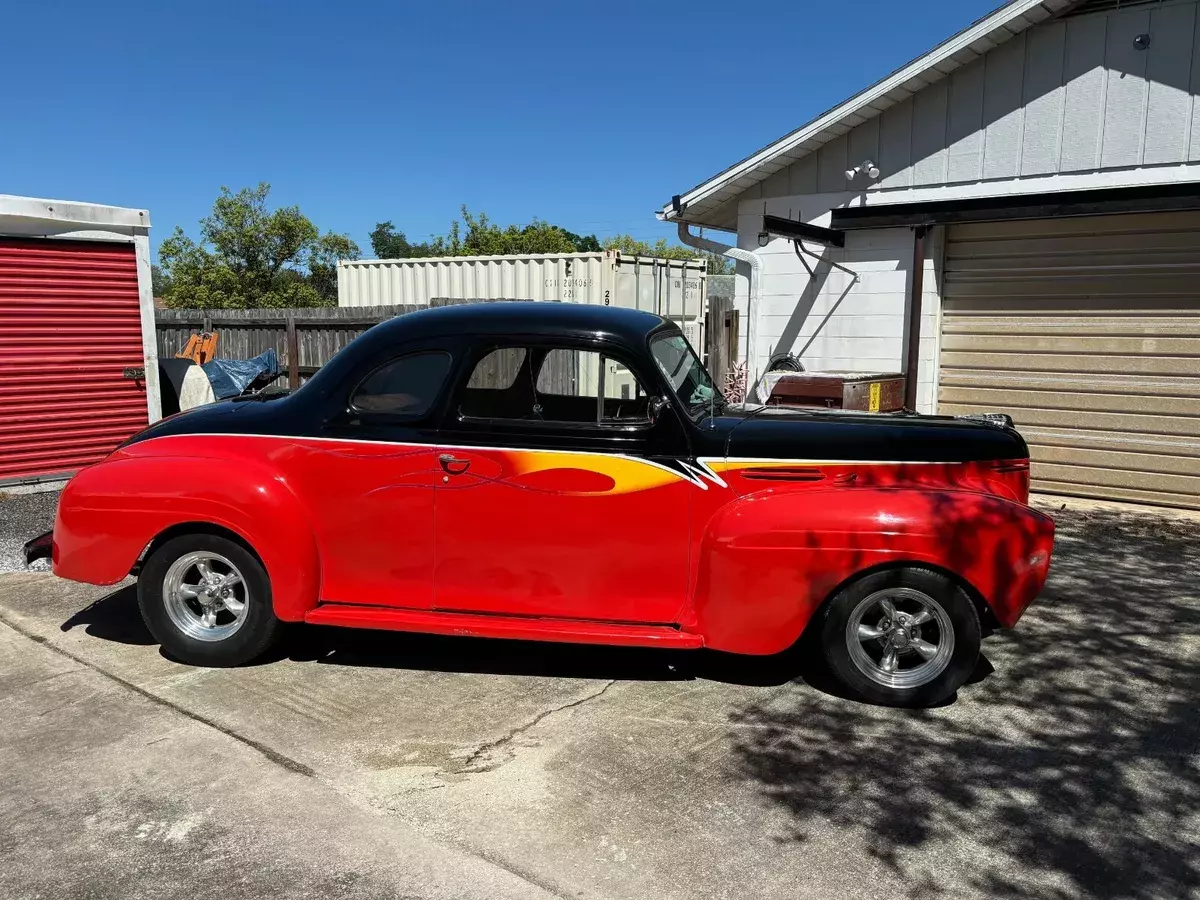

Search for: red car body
xmin=47 ymin=303 xmax=1054 ymax=660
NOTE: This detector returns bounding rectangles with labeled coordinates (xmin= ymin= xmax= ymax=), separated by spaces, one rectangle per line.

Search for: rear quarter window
xmin=351 ymin=351 xmax=452 ymax=416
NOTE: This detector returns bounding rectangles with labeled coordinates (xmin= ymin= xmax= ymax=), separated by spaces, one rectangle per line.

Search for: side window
xmin=536 ymin=348 xmax=584 ymax=395
xmin=468 ymin=347 xmax=526 ymax=389
xmin=460 ymin=345 xmax=649 ymax=424
xmin=351 ymin=351 xmax=452 ymax=416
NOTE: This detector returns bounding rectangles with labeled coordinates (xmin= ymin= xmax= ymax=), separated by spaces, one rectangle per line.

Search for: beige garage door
xmin=939 ymin=211 xmax=1200 ymax=510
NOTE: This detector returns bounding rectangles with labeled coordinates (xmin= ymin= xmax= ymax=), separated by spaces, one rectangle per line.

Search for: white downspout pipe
xmin=676 ymin=222 xmax=762 ymax=394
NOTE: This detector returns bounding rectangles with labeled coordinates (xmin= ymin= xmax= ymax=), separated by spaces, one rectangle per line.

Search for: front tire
xmin=821 ymin=567 xmax=981 ymax=707
xmin=138 ymin=534 xmax=281 ymax=667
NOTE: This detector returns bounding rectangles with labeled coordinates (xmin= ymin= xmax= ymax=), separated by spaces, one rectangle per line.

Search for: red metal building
xmin=0 ymin=196 xmax=159 ymax=487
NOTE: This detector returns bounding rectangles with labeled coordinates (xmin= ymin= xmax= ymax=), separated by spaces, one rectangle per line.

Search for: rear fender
xmin=53 ymin=455 xmax=320 ymax=622
xmin=690 ymin=487 xmax=1054 ymax=655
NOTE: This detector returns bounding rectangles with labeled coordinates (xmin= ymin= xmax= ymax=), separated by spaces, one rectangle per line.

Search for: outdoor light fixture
xmin=757 ymin=231 xmax=770 ymax=247
xmin=845 ymin=159 xmax=881 ymax=181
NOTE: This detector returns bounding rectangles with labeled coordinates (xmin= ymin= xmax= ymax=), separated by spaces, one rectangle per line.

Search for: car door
xmin=298 ymin=345 xmax=454 ymax=609
xmin=433 ymin=340 xmax=693 ymax=623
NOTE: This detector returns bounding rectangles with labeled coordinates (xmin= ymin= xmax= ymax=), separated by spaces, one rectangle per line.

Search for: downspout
xmin=676 ymin=222 xmax=762 ymax=389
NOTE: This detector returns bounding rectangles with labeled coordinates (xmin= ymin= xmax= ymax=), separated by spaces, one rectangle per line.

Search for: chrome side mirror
xmin=648 ymin=396 xmax=669 ymax=423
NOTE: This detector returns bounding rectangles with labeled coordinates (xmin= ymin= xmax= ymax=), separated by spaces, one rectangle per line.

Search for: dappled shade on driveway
xmin=730 ymin=508 xmax=1199 ymax=900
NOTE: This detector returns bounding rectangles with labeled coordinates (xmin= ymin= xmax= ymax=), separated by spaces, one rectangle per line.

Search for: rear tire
xmin=138 ymin=533 xmax=281 ymax=667
xmin=821 ymin=567 xmax=980 ymax=707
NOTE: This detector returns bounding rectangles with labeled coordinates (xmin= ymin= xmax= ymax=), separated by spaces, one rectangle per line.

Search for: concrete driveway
xmin=0 ymin=497 xmax=1196 ymax=900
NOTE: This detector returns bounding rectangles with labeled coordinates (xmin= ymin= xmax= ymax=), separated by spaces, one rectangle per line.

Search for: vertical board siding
xmin=848 ymin=116 xmax=881 ymax=178
xmin=878 ymin=100 xmax=914 ymax=188
xmin=1060 ymin=12 xmax=1110 ymax=171
xmin=1021 ymin=20 xmax=1068 ymax=175
xmin=1145 ymin=3 xmax=1198 ymax=164
xmin=818 ymin=134 xmax=850 ymax=193
xmin=763 ymin=1 xmax=1200 ymax=199
xmin=1100 ymin=9 xmax=1151 ymax=168
xmin=947 ymin=58 xmax=986 ymax=183
xmin=911 ymin=79 xmax=950 ymax=185
xmin=791 ymin=153 xmax=819 ymax=194
xmin=982 ymin=32 xmax=1028 ymax=180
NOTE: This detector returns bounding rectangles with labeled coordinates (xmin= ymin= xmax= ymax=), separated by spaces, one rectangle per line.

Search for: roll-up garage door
xmin=0 ymin=238 xmax=148 ymax=484
xmin=939 ymin=211 xmax=1200 ymax=510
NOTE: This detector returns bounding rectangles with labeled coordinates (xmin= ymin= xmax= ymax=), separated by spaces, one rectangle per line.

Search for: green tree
xmin=159 ymin=183 xmax=360 ymax=309
xmin=369 ymin=221 xmax=443 ymax=259
xmin=370 ymin=206 xmax=602 ymax=258
xmin=151 ymin=264 xmax=171 ymax=297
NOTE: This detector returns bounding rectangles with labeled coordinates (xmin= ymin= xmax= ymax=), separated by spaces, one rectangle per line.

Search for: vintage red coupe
xmin=30 ymin=303 xmax=1054 ymax=706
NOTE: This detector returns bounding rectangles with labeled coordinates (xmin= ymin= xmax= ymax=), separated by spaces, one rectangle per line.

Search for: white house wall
xmin=732 ymin=194 xmax=942 ymax=413
xmin=745 ymin=0 xmax=1200 ymax=201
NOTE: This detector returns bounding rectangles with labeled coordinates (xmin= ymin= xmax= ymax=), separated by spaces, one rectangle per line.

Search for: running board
xmin=305 ymin=604 xmax=704 ymax=649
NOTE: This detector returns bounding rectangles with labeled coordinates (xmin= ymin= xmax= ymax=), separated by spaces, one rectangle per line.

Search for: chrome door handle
xmin=439 ymin=454 xmax=471 ymax=475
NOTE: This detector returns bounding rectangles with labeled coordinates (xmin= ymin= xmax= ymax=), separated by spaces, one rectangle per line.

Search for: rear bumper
xmin=23 ymin=530 xmax=53 ymax=566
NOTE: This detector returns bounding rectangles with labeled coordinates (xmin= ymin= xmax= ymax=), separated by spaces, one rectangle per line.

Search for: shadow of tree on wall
xmin=729 ymin=507 xmax=1199 ymax=900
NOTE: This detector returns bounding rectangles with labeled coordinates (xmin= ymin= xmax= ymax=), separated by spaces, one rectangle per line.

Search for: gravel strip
xmin=0 ymin=490 xmax=59 ymax=573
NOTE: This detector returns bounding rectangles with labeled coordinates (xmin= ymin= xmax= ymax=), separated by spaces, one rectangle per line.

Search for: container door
xmin=0 ymin=238 xmax=148 ymax=485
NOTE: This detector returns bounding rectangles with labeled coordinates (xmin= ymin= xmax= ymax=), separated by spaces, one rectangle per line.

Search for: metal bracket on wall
xmin=791 ymin=239 xmax=862 ymax=361
xmin=792 ymin=239 xmax=860 ymax=282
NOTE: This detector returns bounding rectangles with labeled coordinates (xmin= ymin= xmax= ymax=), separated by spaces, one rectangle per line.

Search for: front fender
xmin=691 ymin=487 xmax=1054 ymax=655
xmin=53 ymin=454 xmax=320 ymax=622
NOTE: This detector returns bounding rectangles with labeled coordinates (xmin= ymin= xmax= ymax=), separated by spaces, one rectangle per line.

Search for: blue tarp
xmin=202 ymin=348 xmax=281 ymax=400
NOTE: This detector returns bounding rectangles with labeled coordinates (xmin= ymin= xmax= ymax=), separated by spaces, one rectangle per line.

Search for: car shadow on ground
xmin=726 ymin=507 xmax=1200 ymax=900
xmin=59 ymin=576 xmax=951 ymax=693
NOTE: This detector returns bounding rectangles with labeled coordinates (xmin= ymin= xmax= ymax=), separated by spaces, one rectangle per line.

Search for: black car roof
xmin=370 ymin=301 xmax=672 ymax=343
xmin=297 ymin=301 xmax=678 ymax=398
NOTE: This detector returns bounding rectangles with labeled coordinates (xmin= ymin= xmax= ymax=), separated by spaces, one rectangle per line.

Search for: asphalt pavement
xmin=0 ymin=497 xmax=1196 ymax=900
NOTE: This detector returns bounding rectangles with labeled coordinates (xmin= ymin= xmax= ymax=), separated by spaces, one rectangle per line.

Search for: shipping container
xmin=337 ymin=251 xmax=708 ymax=349
xmin=0 ymin=195 xmax=159 ymax=487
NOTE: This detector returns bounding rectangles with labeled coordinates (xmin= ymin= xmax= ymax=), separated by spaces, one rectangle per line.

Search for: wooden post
xmin=904 ymin=225 xmax=929 ymax=411
xmin=286 ymin=315 xmax=299 ymax=389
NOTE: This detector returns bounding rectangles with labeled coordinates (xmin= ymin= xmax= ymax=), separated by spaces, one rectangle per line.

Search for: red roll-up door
xmin=0 ymin=238 xmax=148 ymax=484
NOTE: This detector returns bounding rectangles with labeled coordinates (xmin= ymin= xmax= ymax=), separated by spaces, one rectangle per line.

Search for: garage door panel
xmin=942 ymin=273 xmax=1199 ymax=300
xmin=940 ymin=332 xmax=1200 ymax=355
xmin=936 ymin=296 xmax=1196 ymax=314
xmin=939 ymin=371 xmax=1200 ymax=397
xmin=1033 ymin=479 xmax=1200 ymax=510
xmin=1027 ymin=440 xmax=1200 ymax=474
xmin=941 ymin=400 xmax=1200 ymax=437
xmin=941 ymin=350 xmax=1196 ymax=376
xmin=946 ymin=230 xmax=1200 ymax=260
xmin=940 ymin=212 xmax=1200 ymax=508
xmin=949 ymin=209 xmax=1200 ymax=240
xmin=942 ymin=315 xmax=1200 ymax=337
xmin=1032 ymin=461 xmax=1200 ymax=497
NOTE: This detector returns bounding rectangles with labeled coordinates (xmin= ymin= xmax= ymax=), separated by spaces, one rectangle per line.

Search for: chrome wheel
xmin=845 ymin=587 xmax=955 ymax=690
xmin=162 ymin=551 xmax=249 ymax=643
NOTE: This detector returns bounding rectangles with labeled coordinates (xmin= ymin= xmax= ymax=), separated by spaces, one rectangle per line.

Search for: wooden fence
xmin=157 ymin=304 xmax=426 ymax=389
xmin=156 ymin=297 xmax=736 ymax=393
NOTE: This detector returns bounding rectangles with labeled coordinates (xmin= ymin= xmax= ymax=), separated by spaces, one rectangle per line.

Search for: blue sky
xmin=2 ymin=0 xmax=999 ymax=259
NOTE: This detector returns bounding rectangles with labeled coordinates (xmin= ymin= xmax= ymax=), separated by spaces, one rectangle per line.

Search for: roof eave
xmin=659 ymin=0 xmax=1072 ymax=222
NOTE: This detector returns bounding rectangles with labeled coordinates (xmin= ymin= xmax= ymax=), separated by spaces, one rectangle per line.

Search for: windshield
xmin=650 ymin=332 xmax=724 ymax=417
